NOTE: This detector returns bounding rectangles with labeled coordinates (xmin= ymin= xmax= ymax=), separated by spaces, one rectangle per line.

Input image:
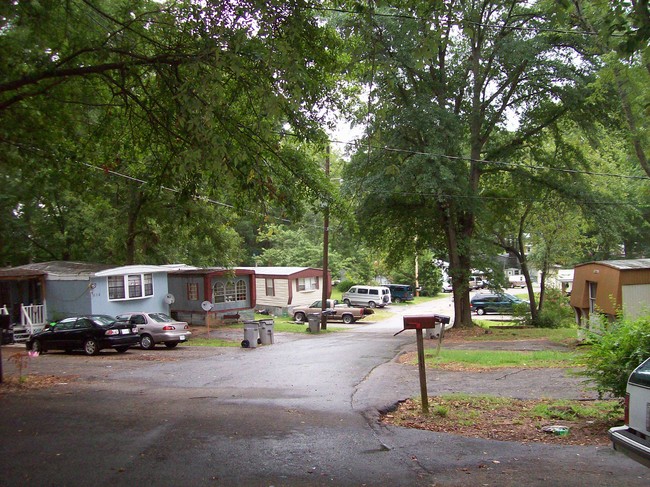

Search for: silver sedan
xmin=116 ymin=312 xmax=191 ymax=349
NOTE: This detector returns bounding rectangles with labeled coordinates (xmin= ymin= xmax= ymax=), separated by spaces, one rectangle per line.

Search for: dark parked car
xmin=25 ymin=315 xmax=140 ymax=356
xmin=608 ymin=357 xmax=650 ymax=468
xmin=115 ymin=312 xmax=191 ymax=349
xmin=387 ymin=284 xmax=414 ymax=303
xmin=470 ymin=292 xmax=528 ymax=315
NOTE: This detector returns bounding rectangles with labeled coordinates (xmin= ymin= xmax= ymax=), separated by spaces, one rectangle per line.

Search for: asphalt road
xmin=1 ymin=297 xmax=648 ymax=486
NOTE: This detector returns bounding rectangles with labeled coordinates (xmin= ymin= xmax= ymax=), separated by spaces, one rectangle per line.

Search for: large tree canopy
xmin=335 ymin=0 xmax=615 ymax=326
xmin=0 ymin=0 xmax=345 ymax=265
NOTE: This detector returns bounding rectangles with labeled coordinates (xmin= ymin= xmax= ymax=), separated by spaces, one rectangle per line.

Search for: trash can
xmin=242 ymin=322 xmax=259 ymax=348
xmin=307 ymin=313 xmax=321 ymax=333
xmin=425 ymin=323 xmax=444 ymax=339
xmin=258 ymin=319 xmax=274 ymax=345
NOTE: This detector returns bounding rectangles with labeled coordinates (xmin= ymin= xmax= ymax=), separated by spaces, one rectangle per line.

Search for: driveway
xmin=0 ymin=298 xmax=647 ymax=486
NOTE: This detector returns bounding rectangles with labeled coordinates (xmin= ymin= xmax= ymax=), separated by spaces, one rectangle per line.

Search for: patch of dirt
xmin=98 ymin=353 xmax=179 ymax=362
xmin=381 ymin=397 xmax=621 ymax=446
xmin=443 ymin=326 xmax=496 ymax=341
xmin=0 ymin=375 xmax=78 ymax=394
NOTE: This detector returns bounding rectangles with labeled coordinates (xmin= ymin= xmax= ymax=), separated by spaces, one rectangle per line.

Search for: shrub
xmin=336 ymin=279 xmax=356 ymax=293
xmin=517 ymin=288 xmax=575 ymax=328
xmin=582 ymin=315 xmax=650 ymax=398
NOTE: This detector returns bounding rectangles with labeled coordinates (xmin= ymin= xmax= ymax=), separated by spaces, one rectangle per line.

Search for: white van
xmin=342 ymin=285 xmax=391 ymax=308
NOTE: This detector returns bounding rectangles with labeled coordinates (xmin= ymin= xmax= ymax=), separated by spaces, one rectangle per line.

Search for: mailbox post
xmin=395 ymin=314 xmax=450 ymax=414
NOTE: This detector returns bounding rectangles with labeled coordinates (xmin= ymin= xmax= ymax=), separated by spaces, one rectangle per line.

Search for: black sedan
xmin=25 ymin=315 xmax=140 ymax=356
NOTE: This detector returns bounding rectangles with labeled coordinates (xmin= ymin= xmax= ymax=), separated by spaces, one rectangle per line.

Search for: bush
xmin=336 ymin=279 xmax=356 ymax=293
xmin=517 ymin=288 xmax=575 ymax=328
xmin=582 ymin=316 xmax=650 ymax=398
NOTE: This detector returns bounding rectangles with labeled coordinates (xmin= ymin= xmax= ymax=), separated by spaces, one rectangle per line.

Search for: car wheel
xmin=30 ymin=339 xmax=43 ymax=354
xmin=140 ymin=334 xmax=155 ymax=350
xmin=342 ymin=314 xmax=354 ymax=324
xmin=115 ymin=346 xmax=129 ymax=353
xmin=294 ymin=312 xmax=306 ymax=323
xmin=164 ymin=342 xmax=179 ymax=349
xmin=394 ymin=297 xmax=402 ymax=303
xmin=343 ymin=299 xmax=351 ymax=306
xmin=476 ymin=308 xmax=485 ymax=316
xmin=83 ymin=339 xmax=100 ymax=356
xmin=368 ymin=301 xmax=377 ymax=308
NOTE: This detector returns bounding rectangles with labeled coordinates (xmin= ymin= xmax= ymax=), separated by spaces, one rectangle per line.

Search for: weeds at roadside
xmin=382 ymin=394 xmax=621 ymax=446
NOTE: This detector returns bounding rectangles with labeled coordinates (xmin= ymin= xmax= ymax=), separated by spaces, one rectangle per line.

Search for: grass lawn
xmin=423 ymin=348 xmax=582 ymax=369
xmin=467 ymin=323 xmax=579 ymax=344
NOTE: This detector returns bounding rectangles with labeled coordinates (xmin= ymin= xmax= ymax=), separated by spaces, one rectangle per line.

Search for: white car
xmin=608 ymin=357 xmax=650 ymax=468
xmin=116 ymin=312 xmax=191 ymax=349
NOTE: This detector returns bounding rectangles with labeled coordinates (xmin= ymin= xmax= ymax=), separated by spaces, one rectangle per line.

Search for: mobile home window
xmin=214 ymin=282 xmax=225 ymax=303
xmin=589 ymin=281 xmax=597 ymax=313
xmin=143 ymin=274 xmax=153 ymax=296
xmin=265 ymin=278 xmax=275 ymax=296
xmin=236 ymin=279 xmax=247 ymax=301
xmin=187 ymin=283 xmax=199 ymax=301
xmin=108 ymin=276 xmax=126 ymax=300
xmin=226 ymin=281 xmax=236 ymax=301
xmin=213 ymin=281 xmax=245 ymax=303
xmin=128 ymin=274 xmax=142 ymax=298
xmin=108 ymin=274 xmax=153 ymax=301
xmin=297 ymin=277 xmax=318 ymax=291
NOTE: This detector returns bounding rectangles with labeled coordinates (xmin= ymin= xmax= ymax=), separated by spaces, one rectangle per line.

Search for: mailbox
xmin=399 ymin=314 xmax=451 ymax=333
xmin=395 ymin=313 xmax=451 ymax=415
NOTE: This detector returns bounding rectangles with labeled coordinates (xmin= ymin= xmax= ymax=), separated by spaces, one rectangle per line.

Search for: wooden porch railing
xmin=12 ymin=304 xmax=48 ymax=342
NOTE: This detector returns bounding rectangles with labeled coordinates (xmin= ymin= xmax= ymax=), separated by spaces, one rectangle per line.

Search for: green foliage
xmin=529 ymin=399 xmax=620 ymax=422
xmin=582 ymin=316 xmax=650 ymax=398
xmin=0 ymin=0 xmax=345 ymax=267
xmin=417 ymin=257 xmax=443 ymax=296
xmin=523 ymin=288 xmax=576 ymax=329
xmin=337 ymin=279 xmax=356 ymax=292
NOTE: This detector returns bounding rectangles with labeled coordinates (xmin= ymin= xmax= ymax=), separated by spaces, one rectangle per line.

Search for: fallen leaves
xmin=381 ymin=397 xmax=620 ymax=446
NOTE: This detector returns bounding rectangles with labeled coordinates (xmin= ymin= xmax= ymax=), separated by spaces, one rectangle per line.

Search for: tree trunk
xmin=445 ymin=207 xmax=473 ymax=327
xmin=538 ymin=268 xmax=547 ymax=312
xmin=125 ymin=188 xmax=146 ymax=265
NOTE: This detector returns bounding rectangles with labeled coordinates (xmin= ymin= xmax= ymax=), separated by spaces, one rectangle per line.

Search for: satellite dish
xmin=201 ymin=300 xmax=213 ymax=311
xmin=164 ymin=293 xmax=175 ymax=304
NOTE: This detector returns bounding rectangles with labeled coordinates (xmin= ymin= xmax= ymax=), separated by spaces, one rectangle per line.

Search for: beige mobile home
xmin=239 ymin=267 xmax=331 ymax=316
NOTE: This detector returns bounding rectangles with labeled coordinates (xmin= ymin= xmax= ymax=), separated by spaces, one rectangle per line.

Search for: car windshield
xmin=149 ymin=313 xmax=174 ymax=323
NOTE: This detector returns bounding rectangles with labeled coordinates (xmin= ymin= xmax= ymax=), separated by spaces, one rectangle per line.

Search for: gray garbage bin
xmin=258 ymin=319 xmax=274 ymax=345
xmin=425 ymin=323 xmax=444 ymax=339
xmin=242 ymin=322 xmax=259 ymax=348
xmin=307 ymin=313 xmax=321 ymax=333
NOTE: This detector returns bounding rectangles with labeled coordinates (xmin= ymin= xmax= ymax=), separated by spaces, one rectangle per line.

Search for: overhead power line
xmin=312 ymin=6 xmax=624 ymax=38
xmin=328 ymin=137 xmax=650 ymax=182
xmin=81 ymin=162 xmax=298 ymax=225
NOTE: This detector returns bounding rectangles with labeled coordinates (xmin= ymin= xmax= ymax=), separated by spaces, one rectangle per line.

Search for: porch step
xmin=12 ymin=325 xmax=45 ymax=343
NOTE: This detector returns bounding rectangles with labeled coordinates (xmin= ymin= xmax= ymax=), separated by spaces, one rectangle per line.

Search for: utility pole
xmin=414 ymin=237 xmax=420 ymax=297
xmin=320 ymin=145 xmax=330 ymax=331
